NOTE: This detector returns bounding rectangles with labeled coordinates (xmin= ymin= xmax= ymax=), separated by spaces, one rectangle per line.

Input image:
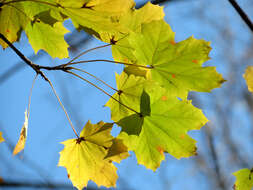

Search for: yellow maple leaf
xmin=58 ymin=121 xmax=128 ymax=190
xmin=13 ymin=110 xmax=28 ymax=155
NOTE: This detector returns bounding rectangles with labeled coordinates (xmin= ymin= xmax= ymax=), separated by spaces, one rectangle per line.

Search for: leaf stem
xmin=27 ymin=74 xmax=38 ymax=118
xmin=69 ymin=67 xmax=118 ymax=92
xmin=68 ymin=59 xmax=152 ymax=69
xmin=66 ymin=44 xmax=112 ymax=65
xmin=47 ymin=77 xmax=79 ymax=138
xmin=65 ymin=70 xmax=140 ymax=115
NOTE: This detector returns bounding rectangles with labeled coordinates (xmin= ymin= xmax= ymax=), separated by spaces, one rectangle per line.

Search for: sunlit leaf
xmin=244 ymin=66 xmax=253 ymax=93
xmin=112 ymin=2 xmax=164 ymax=63
xmin=117 ymin=90 xmax=208 ymax=170
xmin=13 ymin=110 xmax=28 ymax=155
xmin=25 ymin=21 xmax=69 ymax=58
xmin=128 ymin=20 xmax=224 ymax=99
xmin=58 ymin=121 xmax=128 ymax=190
xmin=233 ymin=168 xmax=253 ymax=190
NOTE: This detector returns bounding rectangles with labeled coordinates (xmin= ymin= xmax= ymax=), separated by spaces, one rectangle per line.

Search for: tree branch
xmin=0 ymin=33 xmax=49 ymax=82
xmin=228 ymin=0 xmax=253 ymax=32
xmin=0 ymin=180 xmax=100 ymax=189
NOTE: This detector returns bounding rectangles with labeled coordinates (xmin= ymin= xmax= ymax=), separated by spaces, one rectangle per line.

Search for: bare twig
xmin=68 ymin=59 xmax=152 ymax=69
xmin=65 ymin=70 xmax=141 ymax=116
xmin=67 ymin=44 xmax=111 ymax=64
xmin=69 ymin=67 xmax=118 ymax=92
xmin=27 ymin=74 xmax=38 ymax=117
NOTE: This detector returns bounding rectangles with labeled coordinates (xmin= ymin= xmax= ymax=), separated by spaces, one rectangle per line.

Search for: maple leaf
xmin=112 ymin=2 xmax=164 ymax=63
xmin=233 ymin=168 xmax=253 ymax=190
xmin=244 ymin=66 xmax=253 ymax=93
xmin=127 ymin=20 xmax=225 ymax=99
xmin=106 ymin=73 xmax=208 ymax=170
xmin=13 ymin=110 xmax=28 ymax=155
xmin=117 ymin=90 xmax=208 ymax=170
xmin=0 ymin=132 xmax=4 ymax=143
xmin=58 ymin=121 xmax=128 ymax=190
xmin=25 ymin=21 xmax=69 ymax=59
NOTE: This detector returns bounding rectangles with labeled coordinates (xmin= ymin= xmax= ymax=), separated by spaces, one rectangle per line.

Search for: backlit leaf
xmin=13 ymin=110 xmax=28 ymax=155
xmin=25 ymin=21 xmax=69 ymax=58
xmin=233 ymin=168 xmax=253 ymax=190
xmin=112 ymin=2 xmax=164 ymax=63
xmin=128 ymin=20 xmax=224 ymax=99
xmin=58 ymin=121 xmax=128 ymax=190
xmin=117 ymin=91 xmax=208 ymax=170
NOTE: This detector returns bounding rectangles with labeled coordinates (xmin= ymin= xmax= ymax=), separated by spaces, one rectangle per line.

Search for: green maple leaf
xmin=112 ymin=2 xmax=164 ymax=63
xmin=58 ymin=121 xmax=128 ymax=190
xmin=25 ymin=21 xmax=69 ymax=59
xmin=106 ymin=73 xmax=208 ymax=170
xmin=233 ymin=168 xmax=253 ymax=190
xmin=117 ymin=90 xmax=208 ymax=170
xmin=0 ymin=132 xmax=4 ymax=143
xmin=127 ymin=20 xmax=224 ymax=99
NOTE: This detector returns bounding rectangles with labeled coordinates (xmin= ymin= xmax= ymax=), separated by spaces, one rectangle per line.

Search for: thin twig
xmin=69 ymin=67 xmax=118 ymax=92
xmin=228 ymin=0 xmax=253 ymax=32
xmin=68 ymin=59 xmax=152 ymax=69
xmin=27 ymin=74 xmax=38 ymax=118
xmin=47 ymin=78 xmax=79 ymax=138
xmin=65 ymin=70 xmax=140 ymax=115
xmin=67 ymin=44 xmax=112 ymax=64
